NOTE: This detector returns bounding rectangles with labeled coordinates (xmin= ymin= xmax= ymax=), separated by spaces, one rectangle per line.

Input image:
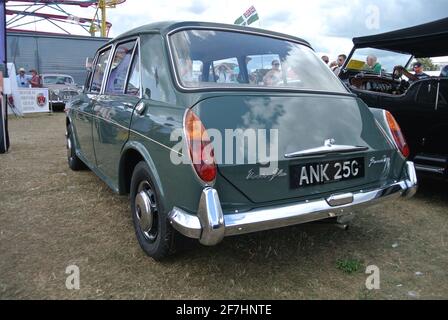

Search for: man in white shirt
xmin=16 ymin=67 xmax=30 ymax=88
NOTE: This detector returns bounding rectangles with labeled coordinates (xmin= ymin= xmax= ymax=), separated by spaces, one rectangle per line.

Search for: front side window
xmin=169 ymin=29 xmax=346 ymax=93
xmin=90 ymin=48 xmax=111 ymax=93
xmin=106 ymin=41 xmax=136 ymax=94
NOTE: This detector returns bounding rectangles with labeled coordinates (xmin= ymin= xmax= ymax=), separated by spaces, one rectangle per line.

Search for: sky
xmin=5 ymin=0 xmax=448 ymax=62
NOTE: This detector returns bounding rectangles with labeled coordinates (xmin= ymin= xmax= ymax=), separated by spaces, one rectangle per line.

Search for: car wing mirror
xmin=144 ymin=88 xmax=151 ymax=99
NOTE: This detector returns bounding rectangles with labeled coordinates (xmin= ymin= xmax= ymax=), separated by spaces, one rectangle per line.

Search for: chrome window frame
xmin=124 ymin=38 xmax=143 ymax=98
xmin=166 ymin=26 xmax=352 ymax=96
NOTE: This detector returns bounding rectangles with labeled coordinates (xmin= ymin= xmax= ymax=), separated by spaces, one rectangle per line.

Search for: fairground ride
xmin=5 ymin=0 xmax=126 ymax=37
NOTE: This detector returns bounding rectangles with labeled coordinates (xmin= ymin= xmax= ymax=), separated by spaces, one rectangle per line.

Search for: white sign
xmin=6 ymin=63 xmax=50 ymax=115
xmin=16 ymin=88 xmax=50 ymax=114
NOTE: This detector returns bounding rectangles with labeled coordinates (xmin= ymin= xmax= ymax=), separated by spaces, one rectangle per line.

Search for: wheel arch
xmin=118 ymin=141 xmax=164 ymax=198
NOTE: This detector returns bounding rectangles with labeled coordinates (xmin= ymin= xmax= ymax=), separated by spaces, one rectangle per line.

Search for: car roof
xmin=102 ymin=21 xmax=312 ymax=49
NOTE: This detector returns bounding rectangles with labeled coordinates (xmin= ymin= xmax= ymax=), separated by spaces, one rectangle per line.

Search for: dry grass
xmin=0 ymin=113 xmax=447 ymax=299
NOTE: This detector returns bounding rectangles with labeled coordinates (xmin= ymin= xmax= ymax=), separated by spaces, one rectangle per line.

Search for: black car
xmin=340 ymin=18 xmax=448 ymax=178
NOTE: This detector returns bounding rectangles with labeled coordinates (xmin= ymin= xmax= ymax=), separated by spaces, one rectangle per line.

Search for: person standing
xmin=29 ymin=69 xmax=42 ymax=88
xmin=16 ymin=67 xmax=30 ymax=88
xmin=321 ymin=55 xmax=329 ymax=65
xmin=395 ymin=62 xmax=430 ymax=82
xmin=263 ymin=60 xmax=282 ymax=86
xmin=332 ymin=54 xmax=346 ymax=76
xmin=440 ymin=65 xmax=448 ymax=78
xmin=364 ymin=55 xmax=382 ymax=74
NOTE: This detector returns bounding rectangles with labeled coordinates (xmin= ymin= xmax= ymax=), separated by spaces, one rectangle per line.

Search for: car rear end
xmin=164 ymin=26 xmax=417 ymax=245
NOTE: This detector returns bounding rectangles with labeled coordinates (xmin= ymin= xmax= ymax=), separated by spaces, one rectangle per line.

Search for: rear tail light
xmin=184 ymin=109 xmax=217 ymax=183
xmin=385 ymin=111 xmax=410 ymax=158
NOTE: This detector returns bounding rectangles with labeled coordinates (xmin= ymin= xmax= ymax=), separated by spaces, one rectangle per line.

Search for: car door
xmin=382 ymin=79 xmax=439 ymax=157
xmin=407 ymin=79 xmax=440 ymax=155
xmin=72 ymin=46 xmax=112 ymax=166
xmin=421 ymin=78 xmax=448 ymax=155
xmin=92 ymin=39 xmax=141 ymax=185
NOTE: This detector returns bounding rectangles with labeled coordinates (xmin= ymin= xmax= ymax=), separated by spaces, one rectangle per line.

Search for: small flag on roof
xmin=234 ymin=5 xmax=259 ymax=26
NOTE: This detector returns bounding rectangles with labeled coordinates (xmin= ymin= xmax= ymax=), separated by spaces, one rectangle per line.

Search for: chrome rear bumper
xmin=169 ymin=161 xmax=418 ymax=246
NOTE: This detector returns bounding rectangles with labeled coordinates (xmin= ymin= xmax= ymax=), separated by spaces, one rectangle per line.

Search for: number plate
xmin=289 ymin=157 xmax=364 ymax=189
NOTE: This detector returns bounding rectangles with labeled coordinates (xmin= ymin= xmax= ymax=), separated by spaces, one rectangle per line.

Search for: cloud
xmin=322 ymin=0 xmax=448 ymax=38
xmin=189 ymin=0 xmax=209 ymax=15
xmin=6 ymin=0 xmax=448 ymax=61
xmin=263 ymin=10 xmax=293 ymax=26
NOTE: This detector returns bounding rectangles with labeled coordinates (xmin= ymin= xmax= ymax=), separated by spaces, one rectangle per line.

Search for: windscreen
xmin=43 ymin=76 xmax=74 ymax=85
xmin=346 ymin=48 xmax=412 ymax=74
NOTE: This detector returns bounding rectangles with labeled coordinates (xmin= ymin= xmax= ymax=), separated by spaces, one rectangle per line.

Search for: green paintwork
xmin=193 ymin=94 xmax=403 ymax=204
xmin=67 ymin=21 xmax=408 ymax=217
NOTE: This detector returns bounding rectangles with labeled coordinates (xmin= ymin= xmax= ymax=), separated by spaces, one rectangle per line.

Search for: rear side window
xmin=90 ymin=48 xmax=111 ymax=93
xmin=106 ymin=41 xmax=136 ymax=94
xmin=140 ymin=34 xmax=176 ymax=103
xmin=126 ymin=48 xmax=140 ymax=96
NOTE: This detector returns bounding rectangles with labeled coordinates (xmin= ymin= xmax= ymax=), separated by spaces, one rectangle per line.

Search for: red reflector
xmin=385 ymin=111 xmax=410 ymax=158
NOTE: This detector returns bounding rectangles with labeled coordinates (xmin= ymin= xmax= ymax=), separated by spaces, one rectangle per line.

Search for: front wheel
xmin=130 ymin=161 xmax=176 ymax=260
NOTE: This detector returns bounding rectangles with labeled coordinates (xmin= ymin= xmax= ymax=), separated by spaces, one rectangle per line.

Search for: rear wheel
xmin=130 ymin=161 xmax=176 ymax=260
xmin=66 ymin=124 xmax=85 ymax=171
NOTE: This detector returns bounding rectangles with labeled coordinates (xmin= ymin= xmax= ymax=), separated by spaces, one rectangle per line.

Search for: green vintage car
xmin=66 ymin=21 xmax=418 ymax=260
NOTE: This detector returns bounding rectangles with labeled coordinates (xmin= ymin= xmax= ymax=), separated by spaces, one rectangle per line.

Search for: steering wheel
xmin=392 ymin=66 xmax=402 ymax=80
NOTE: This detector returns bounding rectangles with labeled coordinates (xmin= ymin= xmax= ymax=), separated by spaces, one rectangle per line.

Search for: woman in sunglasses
xmin=263 ymin=59 xmax=282 ymax=86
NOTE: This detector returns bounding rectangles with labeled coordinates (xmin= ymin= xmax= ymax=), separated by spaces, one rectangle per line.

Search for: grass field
xmin=1 ymin=113 xmax=447 ymax=299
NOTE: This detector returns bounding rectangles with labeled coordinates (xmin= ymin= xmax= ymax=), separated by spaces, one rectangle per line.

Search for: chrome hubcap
xmin=66 ymin=135 xmax=72 ymax=160
xmin=135 ymin=181 xmax=158 ymax=242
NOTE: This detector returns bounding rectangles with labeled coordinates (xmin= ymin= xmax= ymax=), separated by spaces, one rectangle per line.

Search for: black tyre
xmin=66 ymin=124 xmax=85 ymax=171
xmin=130 ymin=161 xmax=176 ymax=260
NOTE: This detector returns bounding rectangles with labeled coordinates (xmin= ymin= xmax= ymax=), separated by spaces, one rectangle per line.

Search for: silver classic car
xmin=42 ymin=74 xmax=80 ymax=111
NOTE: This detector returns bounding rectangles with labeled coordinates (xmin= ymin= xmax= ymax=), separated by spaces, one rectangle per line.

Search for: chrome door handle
xmin=135 ymin=101 xmax=146 ymax=116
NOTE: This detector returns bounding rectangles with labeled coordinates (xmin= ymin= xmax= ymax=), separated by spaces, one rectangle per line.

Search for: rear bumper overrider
xmin=169 ymin=161 xmax=418 ymax=246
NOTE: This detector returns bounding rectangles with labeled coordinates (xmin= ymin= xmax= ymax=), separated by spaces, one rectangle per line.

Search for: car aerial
xmin=339 ymin=18 xmax=448 ymax=178
xmin=42 ymin=74 xmax=80 ymax=111
xmin=65 ymin=21 xmax=417 ymax=260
